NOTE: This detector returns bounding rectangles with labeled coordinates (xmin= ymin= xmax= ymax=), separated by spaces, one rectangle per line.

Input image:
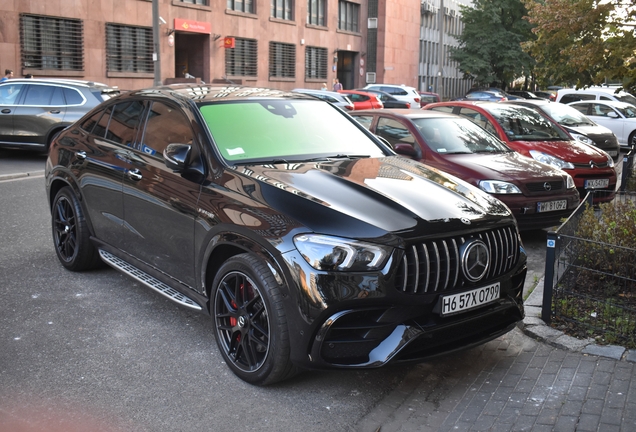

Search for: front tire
xmin=211 ymin=253 xmax=297 ymax=385
xmin=51 ymin=186 xmax=101 ymax=271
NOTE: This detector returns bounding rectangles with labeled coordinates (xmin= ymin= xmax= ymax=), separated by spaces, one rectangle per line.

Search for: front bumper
xmin=281 ymin=246 xmax=527 ymax=370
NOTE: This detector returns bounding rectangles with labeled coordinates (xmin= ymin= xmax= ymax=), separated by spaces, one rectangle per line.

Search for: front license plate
xmin=537 ymin=199 xmax=567 ymax=213
xmin=441 ymin=283 xmax=500 ymax=316
xmin=585 ymin=178 xmax=609 ymax=189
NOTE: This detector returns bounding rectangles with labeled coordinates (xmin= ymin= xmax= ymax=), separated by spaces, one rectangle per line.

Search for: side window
xmin=376 ymin=117 xmax=415 ymax=147
xmin=459 ymin=108 xmax=488 ymax=129
xmin=483 ymin=121 xmax=498 ymax=136
xmin=569 ymin=104 xmax=589 ymax=115
xmin=51 ymin=87 xmax=65 ymax=105
xmin=600 ymin=95 xmax=612 ymax=100
xmin=93 ymin=106 xmax=113 ymax=138
xmin=353 ymin=115 xmax=373 ymax=130
xmin=63 ymin=88 xmax=85 ymax=105
xmin=591 ymin=103 xmax=615 ymax=117
xmin=348 ymin=93 xmax=367 ymax=102
xmin=138 ymin=101 xmax=193 ymax=158
xmin=80 ymin=109 xmax=105 ymax=133
xmin=105 ymin=100 xmax=146 ymax=146
xmin=429 ymin=106 xmax=454 ymax=114
xmin=0 ymin=83 xmax=24 ymax=105
xmin=23 ymin=85 xmax=55 ymax=105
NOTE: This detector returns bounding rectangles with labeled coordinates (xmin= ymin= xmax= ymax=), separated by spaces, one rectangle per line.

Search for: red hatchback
xmin=424 ymin=101 xmax=617 ymax=201
xmin=350 ymin=109 xmax=580 ymax=230
xmin=338 ymin=90 xmax=384 ymax=110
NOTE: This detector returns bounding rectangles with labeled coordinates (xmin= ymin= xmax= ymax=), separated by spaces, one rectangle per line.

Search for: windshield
xmin=413 ymin=116 xmax=511 ymax=154
xmin=486 ymin=105 xmax=571 ymax=141
xmin=540 ymin=103 xmax=595 ymax=126
xmin=199 ymin=100 xmax=387 ymax=163
xmin=614 ymin=103 xmax=636 ymax=118
xmin=616 ymin=93 xmax=636 ymax=106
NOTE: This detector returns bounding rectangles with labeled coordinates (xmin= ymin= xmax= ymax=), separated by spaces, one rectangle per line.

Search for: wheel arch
xmin=201 ymin=232 xmax=290 ymax=307
xmin=47 ymin=174 xmax=96 ymax=237
xmin=45 ymin=125 xmax=69 ymax=150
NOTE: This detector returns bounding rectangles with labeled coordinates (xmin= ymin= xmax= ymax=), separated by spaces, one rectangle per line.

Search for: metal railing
xmin=542 ymin=189 xmax=636 ymax=347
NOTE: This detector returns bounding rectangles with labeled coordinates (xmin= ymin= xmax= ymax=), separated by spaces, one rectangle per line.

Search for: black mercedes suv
xmin=45 ymin=85 xmax=526 ymax=385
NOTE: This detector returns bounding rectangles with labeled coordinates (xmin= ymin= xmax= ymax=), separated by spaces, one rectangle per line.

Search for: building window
xmin=338 ymin=1 xmax=359 ymax=32
xmin=269 ymin=42 xmax=295 ymax=78
xmin=227 ymin=0 xmax=254 ymax=13
xmin=179 ymin=0 xmax=209 ymax=5
xmin=271 ymin=0 xmax=293 ymax=20
xmin=307 ymin=0 xmax=325 ymax=26
xmin=20 ymin=14 xmax=84 ymax=71
xmin=305 ymin=47 xmax=327 ymax=79
xmin=225 ymin=38 xmax=258 ymax=76
xmin=106 ymin=24 xmax=153 ymax=73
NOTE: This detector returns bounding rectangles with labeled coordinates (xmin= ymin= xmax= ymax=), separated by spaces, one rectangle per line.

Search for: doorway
xmin=174 ymin=33 xmax=210 ymax=82
xmin=337 ymin=51 xmax=357 ymax=91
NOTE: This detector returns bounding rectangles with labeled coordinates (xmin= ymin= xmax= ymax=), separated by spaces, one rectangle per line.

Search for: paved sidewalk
xmin=356 ymin=327 xmax=636 ymax=431
xmin=355 ymin=280 xmax=636 ymax=432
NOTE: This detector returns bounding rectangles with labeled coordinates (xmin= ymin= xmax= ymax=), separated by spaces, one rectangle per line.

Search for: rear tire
xmin=211 ymin=253 xmax=298 ymax=385
xmin=51 ymin=187 xmax=101 ymax=271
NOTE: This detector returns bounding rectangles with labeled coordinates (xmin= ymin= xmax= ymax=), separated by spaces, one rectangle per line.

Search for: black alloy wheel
xmin=211 ymin=254 xmax=297 ymax=385
xmin=51 ymin=187 xmax=101 ymax=271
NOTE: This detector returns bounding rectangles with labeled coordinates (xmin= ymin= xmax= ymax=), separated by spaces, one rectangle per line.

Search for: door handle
xmin=127 ymin=169 xmax=143 ymax=181
xmin=1 ymin=109 xmax=10 ymax=114
xmin=76 ymin=151 xmax=87 ymax=160
xmin=50 ymin=109 xmax=61 ymax=114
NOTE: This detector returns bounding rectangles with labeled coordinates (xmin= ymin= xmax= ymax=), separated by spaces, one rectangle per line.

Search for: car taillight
xmin=406 ymin=102 xmax=411 ymax=109
xmin=501 ymin=97 xmax=508 ymax=101
xmin=414 ymin=97 xmax=420 ymax=103
xmin=345 ymin=104 xmax=354 ymax=110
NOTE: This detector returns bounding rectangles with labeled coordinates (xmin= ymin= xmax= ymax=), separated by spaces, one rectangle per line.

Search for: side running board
xmin=99 ymin=249 xmax=202 ymax=311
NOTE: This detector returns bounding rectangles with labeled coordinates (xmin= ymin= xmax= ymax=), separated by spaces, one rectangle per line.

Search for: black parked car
xmin=46 ymin=85 xmax=526 ymax=385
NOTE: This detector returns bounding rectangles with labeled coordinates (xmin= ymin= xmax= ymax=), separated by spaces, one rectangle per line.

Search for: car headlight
xmin=479 ymin=180 xmax=522 ymax=194
xmin=564 ymin=173 xmax=575 ymax=189
xmin=606 ymin=153 xmax=615 ymax=168
xmin=529 ymin=150 xmax=575 ymax=170
xmin=293 ymin=234 xmax=392 ymax=272
xmin=570 ymin=133 xmax=595 ymax=146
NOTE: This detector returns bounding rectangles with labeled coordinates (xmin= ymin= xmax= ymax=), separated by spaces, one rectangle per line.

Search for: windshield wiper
xmin=323 ymin=154 xmax=371 ymax=159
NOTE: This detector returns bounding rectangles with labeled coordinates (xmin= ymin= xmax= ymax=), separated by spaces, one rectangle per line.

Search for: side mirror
xmin=164 ymin=143 xmax=191 ymax=172
xmin=393 ymin=143 xmax=418 ymax=158
xmin=607 ymin=111 xmax=619 ymax=119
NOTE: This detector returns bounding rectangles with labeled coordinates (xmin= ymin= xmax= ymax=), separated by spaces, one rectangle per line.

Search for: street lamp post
xmin=152 ymin=0 xmax=162 ymax=86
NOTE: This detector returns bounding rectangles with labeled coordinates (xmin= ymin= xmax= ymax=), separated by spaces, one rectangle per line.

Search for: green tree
xmin=523 ymin=0 xmax=636 ymax=92
xmin=450 ymin=0 xmax=535 ymax=88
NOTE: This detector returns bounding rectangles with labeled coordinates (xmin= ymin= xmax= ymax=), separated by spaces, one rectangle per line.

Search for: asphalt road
xmin=0 ymin=158 xmax=548 ymax=432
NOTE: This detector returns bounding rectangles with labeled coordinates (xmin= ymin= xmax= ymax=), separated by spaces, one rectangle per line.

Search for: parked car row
xmin=424 ymin=101 xmax=617 ymax=202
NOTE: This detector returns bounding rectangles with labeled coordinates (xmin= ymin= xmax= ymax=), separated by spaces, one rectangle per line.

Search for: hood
xmin=563 ymin=125 xmax=619 ymax=144
xmin=443 ymin=151 xmax=567 ymax=185
xmin=509 ymin=138 xmax=611 ymax=164
xmin=235 ymin=156 xmax=512 ymax=240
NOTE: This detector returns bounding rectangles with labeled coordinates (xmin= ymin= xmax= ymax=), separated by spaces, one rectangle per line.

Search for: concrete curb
xmin=0 ymin=170 xmax=45 ymax=181
xmin=521 ymin=276 xmax=636 ymax=362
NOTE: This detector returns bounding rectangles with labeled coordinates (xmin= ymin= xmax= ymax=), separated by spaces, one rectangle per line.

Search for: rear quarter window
xmin=64 ymin=88 xmax=85 ymax=105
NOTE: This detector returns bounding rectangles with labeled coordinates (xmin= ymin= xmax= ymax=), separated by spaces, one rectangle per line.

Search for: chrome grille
xmin=396 ymin=225 xmax=520 ymax=294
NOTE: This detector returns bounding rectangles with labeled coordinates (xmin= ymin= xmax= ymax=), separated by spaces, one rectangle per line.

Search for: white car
xmin=557 ymin=87 xmax=636 ymax=106
xmin=363 ymin=84 xmax=420 ymax=108
xmin=568 ymin=100 xmax=636 ymax=150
